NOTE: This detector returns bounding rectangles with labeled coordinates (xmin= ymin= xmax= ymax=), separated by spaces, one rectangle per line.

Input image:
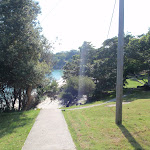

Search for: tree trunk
xmin=148 ymin=72 xmax=150 ymax=86
xmin=12 ymin=88 xmax=17 ymax=109
xmin=2 ymin=87 xmax=10 ymax=109
xmin=22 ymin=90 xmax=26 ymax=110
xmin=25 ymin=86 xmax=32 ymax=110
xmin=18 ymin=89 xmax=22 ymax=110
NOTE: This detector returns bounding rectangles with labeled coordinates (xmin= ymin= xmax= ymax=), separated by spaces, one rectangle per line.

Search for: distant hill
xmin=53 ymin=50 xmax=79 ymax=69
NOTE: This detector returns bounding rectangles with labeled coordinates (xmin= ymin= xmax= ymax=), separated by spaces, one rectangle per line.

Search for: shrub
xmin=60 ymin=76 xmax=95 ymax=106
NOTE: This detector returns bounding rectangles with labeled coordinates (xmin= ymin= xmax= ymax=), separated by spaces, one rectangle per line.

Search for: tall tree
xmin=0 ymin=0 xmax=52 ymax=110
xmin=124 ymin=31 xmax=150 ymax=85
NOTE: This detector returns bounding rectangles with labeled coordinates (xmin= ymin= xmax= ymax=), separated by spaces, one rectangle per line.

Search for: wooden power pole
xmin=116 ymin=0 xmax=124 ymax=125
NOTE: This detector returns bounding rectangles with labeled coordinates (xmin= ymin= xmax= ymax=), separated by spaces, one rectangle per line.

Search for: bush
xmin=38 ymin=79 xmax=58 ymax=96
xmin=60 ymin=92 xmax=74 ymax=107
xmin=78 ymin=76 xmax=96 ymax=98
xmin=60 ymin=76 xmax=95 ymax=106
xmin=36 ymin=79 xmax=58 ymax=104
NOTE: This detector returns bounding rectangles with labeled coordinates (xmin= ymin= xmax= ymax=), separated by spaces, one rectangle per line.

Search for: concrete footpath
xmin=22 ymin=99 xmax=76 ymax=150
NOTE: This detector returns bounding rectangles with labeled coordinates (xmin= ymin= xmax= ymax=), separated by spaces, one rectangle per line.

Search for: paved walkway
xmin=22 ymin=98 xmax=76 ymax=150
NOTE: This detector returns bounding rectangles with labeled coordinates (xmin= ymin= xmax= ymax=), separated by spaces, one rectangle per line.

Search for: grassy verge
xmin=124 ymin=79 xmax=145 ymax=88
xmin=63 ymin=91 xmax=150 ymax=150
xmin=0 ymin=110 xmax=40 ymax=150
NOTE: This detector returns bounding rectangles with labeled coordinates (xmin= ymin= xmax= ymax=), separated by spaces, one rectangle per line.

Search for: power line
xmin=107 ymin=0 xmax=117 ymax=39
xmin=41 ymin=0 xmax=62 ymax=23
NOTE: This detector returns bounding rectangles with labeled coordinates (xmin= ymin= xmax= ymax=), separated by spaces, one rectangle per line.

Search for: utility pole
xmin=116 ymin=0 xmax=124 ymax=125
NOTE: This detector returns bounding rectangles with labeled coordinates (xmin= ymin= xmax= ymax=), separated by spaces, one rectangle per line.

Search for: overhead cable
xmin=107 ymin=0 xmax=117 ymax=39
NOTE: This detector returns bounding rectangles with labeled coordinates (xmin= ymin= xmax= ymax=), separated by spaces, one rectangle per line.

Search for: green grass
xmin=124 ymin=79 xmax=145 ymax=88
xmin=0 ymin=110 xmax=40 ymax=150
xmin=63 ymin=90 xmax=150 ymax=150
xmin=123 ymin=90 xmax=150 ymax=102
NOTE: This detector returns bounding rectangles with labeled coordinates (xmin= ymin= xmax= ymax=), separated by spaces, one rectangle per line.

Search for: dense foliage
xmin=0 ymin=0 xmax=53 ymax=111
xmin=53 ymin=50 xmax=79 ymax=69
xmin=63 ymin=40 xmax=118 ymax=99
xmin=60 ymin=76 xmax=95 ymax=106
xmin=62 ymin=30 xmax=150 ymax=102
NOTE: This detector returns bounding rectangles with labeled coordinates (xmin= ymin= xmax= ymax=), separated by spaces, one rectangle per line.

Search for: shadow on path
xmin=118 ymin=125 xmax=143 ymax=150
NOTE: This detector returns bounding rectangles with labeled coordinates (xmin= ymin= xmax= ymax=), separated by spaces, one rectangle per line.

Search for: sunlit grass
xmin=124 ymin=79 xmax=145 ymax=88
xmin=0 ymin=110 xmax=40 ymax=150
xmin=63 ymin=91 xmax=150 ymax=150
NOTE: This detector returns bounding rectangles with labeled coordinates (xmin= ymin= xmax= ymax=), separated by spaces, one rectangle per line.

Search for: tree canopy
xmin=62 ymin=30 xmax=150 ymax=102
xmin=53 ymin=50 xmax=79 ymax=69
xmin=0 ymin=0 xmax=53 ymax=111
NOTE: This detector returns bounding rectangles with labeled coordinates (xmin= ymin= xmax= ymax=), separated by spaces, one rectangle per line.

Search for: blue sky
xmin=37 ymin=0 xmax=150 ymax=53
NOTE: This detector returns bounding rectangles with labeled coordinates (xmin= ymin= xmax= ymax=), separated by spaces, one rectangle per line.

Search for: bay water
xmin=51 ymin=69 xmax=63 ymax=81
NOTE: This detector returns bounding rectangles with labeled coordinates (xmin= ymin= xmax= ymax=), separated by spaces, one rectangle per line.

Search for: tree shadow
xmin=0 ymin=111 xmax=34 ymax=139
xmin=118 ymin=125 xmax=143 ymax=150
xmin=123 ymin=89 xmax=150 ymax=102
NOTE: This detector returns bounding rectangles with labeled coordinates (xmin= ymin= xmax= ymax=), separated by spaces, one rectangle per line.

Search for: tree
xmin=62 ymin=40 xmax=117 ymax=98
xmin=63 ymin=55 xmax=80 ymax=79
xmin=62 ymin=37 xmax=129 ymax=99
xmin=91 ymin=37 xmax=118 ymax=97
xmin=124 ymin=31 xmax=150 ymax=85
xmin=0 ymin=0 xmax=52 ymax=111
xmin=53 ymin=50 xmax=79 ymax=69
xmin=63 ymin=42 xmax=97 ymax=80
xmin=62 ymin=32 xmax=150 ymax=102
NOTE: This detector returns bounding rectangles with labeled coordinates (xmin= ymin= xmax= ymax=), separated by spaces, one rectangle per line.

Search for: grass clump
xmin=0 ymin=110 xmax=40 ymax=150
xmin=63 ymin=91 xmax=150 ymax=150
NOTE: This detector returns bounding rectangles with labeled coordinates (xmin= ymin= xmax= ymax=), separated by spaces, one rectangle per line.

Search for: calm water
xmin=51 ymin=69 xmax=63 ymax=81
